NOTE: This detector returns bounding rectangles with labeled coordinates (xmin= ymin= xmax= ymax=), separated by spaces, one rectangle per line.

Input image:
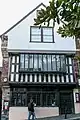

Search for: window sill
xmin=29 ymin=41 xmax=55 ymax=43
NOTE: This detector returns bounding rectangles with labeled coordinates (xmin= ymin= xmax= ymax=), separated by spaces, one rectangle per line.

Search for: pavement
xmin=1 ymin=115 xmax=8 ymax=120
xmin=38 ymin=113 xmax=80 ymax=120
xmin=1 ymin=113 xmax=80 ymax=120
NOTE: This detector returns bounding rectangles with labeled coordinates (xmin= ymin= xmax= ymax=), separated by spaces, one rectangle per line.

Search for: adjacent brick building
xmin=0 ymin=35 xmax=10 ymax=118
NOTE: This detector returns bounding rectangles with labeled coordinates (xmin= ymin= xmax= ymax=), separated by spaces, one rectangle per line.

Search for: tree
xmin=34 ymin=0 xmax=80 ymax=38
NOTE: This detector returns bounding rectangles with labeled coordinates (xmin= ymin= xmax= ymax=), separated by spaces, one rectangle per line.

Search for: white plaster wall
xmin=9 ymin=107 xmax=59 ymax=120
xmin=73 ymin=89 xmax=80 ymax=113
xmin=6 ymin=5 xmax=76 ymax=53
xmin=75 ymin=103 xmax=80 ymax=114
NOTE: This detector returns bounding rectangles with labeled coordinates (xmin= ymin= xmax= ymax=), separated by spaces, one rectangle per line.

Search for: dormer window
xmin=30 ymin=26 xmax=54 ymax=43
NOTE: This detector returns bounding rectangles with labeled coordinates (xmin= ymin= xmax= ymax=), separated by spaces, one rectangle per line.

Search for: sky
xmin=0 ymin=0 xmax=49 ymax=35
xmin=0 ymin=0 xmax=75 ymax=67
xmin=0 ymin=0 xmax=49 ymax=66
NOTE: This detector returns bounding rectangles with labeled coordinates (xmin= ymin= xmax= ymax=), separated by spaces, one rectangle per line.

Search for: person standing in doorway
xmin=28 ymin=98 xmax=36 ymax=120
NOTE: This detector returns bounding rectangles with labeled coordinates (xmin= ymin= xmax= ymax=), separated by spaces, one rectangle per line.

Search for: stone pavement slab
xmin=37 ymin=113 xmax=80 ymax=120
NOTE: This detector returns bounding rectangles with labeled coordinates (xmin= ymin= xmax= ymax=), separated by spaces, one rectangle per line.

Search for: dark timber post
xmin=64 ymin=100 xmax=67 ymax=119
xmin=0 ymin=88 xmax=2 ymax=120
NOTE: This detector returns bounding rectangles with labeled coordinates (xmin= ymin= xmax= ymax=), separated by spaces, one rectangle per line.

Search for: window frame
xmin=30 ymin=26 xmax=54 ymax=43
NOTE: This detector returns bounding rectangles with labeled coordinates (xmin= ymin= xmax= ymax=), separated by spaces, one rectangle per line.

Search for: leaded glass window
xmin=20 ymin=54 xmax=66 ymax=72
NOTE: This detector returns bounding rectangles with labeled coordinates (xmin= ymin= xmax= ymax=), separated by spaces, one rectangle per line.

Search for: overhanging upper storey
xmin=8 ymin=53 xmax=76 ymax=86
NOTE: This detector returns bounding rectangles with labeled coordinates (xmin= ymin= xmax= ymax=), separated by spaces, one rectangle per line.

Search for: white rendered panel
xmin=70 ymin=75 xmax=74 ymax=82
xmin=39 ymin=75 xmax=41 ymax=82
xmin=52 ymin=75 xmax=55 ymax=82
xmin=69 ymin=58 xmax=72 ymax=64
xmin=48 ymin=75 xmax=51 ymax=82
xmin=30 ymin=75 xmax=32 ymax=82
xmin=44 ymin=75 xmax=46 ymax=82
xmin=12 ymin=56 xmax=15 ymax=63
xmin=16 ymin=56 xmax=19 ymax=63
xmin=16 ymin=65 xmax=19 ymax=72
xmin=62 ymin=76 xmax=64 ymax=83
xmin=11 ymin=65 xmax=15 ymax=72
xmin=21 ymin=75 xmax=23 ymax=82
xmin=69 ymin=66 xmax=73 ymax=73
xmin=11 ymin=74 xmax=14 ymax=81
xmin=15 ymin=74 xmax=19 ymax=82
xmin=34 ymin=74 xmax=37 ymax=82
xmin=25 ymin=75 xmax=28 ymax=82
xmin=66 ymin=75 xmax=69 ymax=83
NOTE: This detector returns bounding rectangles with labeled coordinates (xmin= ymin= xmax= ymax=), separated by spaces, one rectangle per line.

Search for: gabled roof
xmin=0 ymin=3 xmax=46 ymax=37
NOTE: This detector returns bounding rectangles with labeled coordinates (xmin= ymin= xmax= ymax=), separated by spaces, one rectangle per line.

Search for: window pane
xmin=21 ymin=93 xmax=26 ymax=106
xmin=25 ymin=54 xmax=28 ymax=69
xmin=42 ymin=93 xmax=47 ymax=106
xmin=17 ymin=93 xmax=22 ymax=106
xmin=61 ymin=55 xmax=65 ymax=71
xmin=12 ymin=93 xmax=17 ymax=106
xmin=20 ymin=54 xmax=24 ymax=69
xmin=52 ymin=55 xmax=56 ymax=71
xmin=48 ymin=55 xmax=51 ymax=71
xmin=43 ymin=28 xmax=52 ymax=35
xmin=47 ymin=93 xmax=55 ymax=106
xmin=34 ymin=54 xmax=38 ymax=70
xmin=43 ymin=55 xmax=47 ymax=71
xmin=43 ymin=36 xmax=53 ymax=42
xmin=56 ymin=55 xmax=60 ymax=71
xmin=39 ymin=55 xmax=42 ymax=71
xmin=29 ymin=54 xmax=33 ymax=68
xmin=31 ymin=35 xmax=41 ymax=42
xmin=37 ymin=93 xmax=40 ymax=106
xmin=31 ymin=27 xmax=41 ymax=42
xmin=31 ymin=27 xmax=41 ymax=35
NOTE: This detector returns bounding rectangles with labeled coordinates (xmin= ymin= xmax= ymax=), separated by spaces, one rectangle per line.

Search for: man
xmin=28 ymin=99 xmax=36 ymax=120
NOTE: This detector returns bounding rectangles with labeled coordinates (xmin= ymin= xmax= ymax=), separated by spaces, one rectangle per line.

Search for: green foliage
xmin=34 ymin=0 xmax=80 ymax=38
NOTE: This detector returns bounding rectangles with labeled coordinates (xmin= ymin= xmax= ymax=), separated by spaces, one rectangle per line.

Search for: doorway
xmin=59 ymin=92 xmax=74 ymax=114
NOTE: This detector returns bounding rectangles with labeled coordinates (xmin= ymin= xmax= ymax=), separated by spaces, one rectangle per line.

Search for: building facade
xmin=73 ymin=38 xmax=80 ymax=114
xmin=0 ymin=3 xmax=79 ymax=120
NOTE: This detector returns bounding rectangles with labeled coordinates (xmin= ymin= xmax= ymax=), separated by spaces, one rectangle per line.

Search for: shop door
xmin=59 ymin=92 xmax=73 ymax=114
